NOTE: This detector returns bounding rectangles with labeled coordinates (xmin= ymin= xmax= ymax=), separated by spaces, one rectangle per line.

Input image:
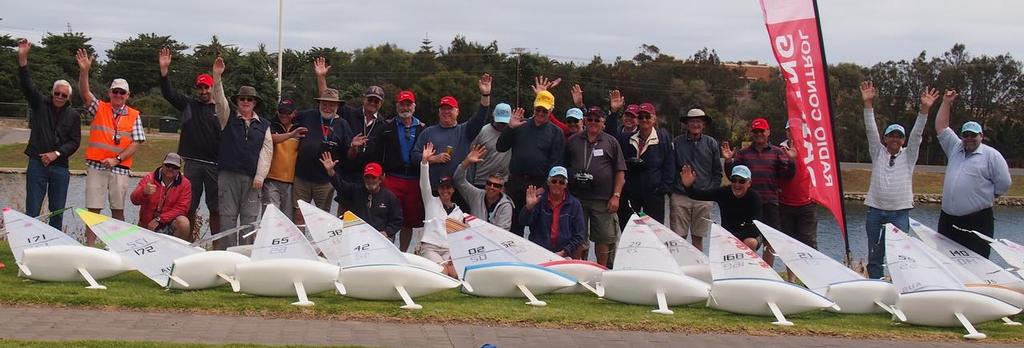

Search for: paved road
xmin=0 ymin=306 xmax=1012 ymax=347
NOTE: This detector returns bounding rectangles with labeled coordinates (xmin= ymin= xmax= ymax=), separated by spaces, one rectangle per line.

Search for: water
xmin=2 ymin=173 xmax=1023 ymax=269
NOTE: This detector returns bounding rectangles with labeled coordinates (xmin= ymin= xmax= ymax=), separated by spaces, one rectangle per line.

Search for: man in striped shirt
xmin=860 ymin=82 xmax=934 ymax=279
xmin=723 ymin=118 xmax=794 ymax=266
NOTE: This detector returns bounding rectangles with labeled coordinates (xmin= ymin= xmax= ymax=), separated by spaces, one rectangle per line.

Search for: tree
xmin=103 ymin=33 xmax=187 ymax=97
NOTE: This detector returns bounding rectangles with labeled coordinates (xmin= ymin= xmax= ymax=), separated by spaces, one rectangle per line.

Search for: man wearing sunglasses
xmin=564 ymin=107 xmax=626 ymax=266
xmin=467 ymin=103 xmax=516 ymax=190
xmin=497 ymin=76 xmax=566 ymax=236
xmin=130 ymin=153 xmax=192 ymax=240
xmin=522 ymin=166 xmax=586 ymax=257
xmin=456 ymin=144 xmax=515 ymax=230
xmin=158 ymin=47 xmax=223 ymax=238
xmin=17 ymin=39 xmax=81 ymax=231
xmin=77 ymin=48 xmax=145 ymax=246
xmin=681 ymin=165 xmax=764 ymax=251
xmin=722 ymin=117 xmax=793 ymax=267
xmin=859 ymin=82 xmax=934 ymax=278
xmin=211 ymin=57 xmax=273 ymax=249
xmin=935 ymin=90 xmax=1012 ymax=258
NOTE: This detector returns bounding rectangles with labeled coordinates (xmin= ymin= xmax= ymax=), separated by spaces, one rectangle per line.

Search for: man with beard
xmin=77 ymin=48 xmax=146 ymax=246
xmin=376 ymin=90 xmax=427 ymax=250
xmin=159 ymin=48 xmax=222 ymax=238
xmin=321 ymin=154 xmax=403 ymax=240
xmin=935 ymin=90 xmax=1011 ymax=258
xmin=292 ymin=88 xmax=353 ymax=221
xmin=17 ymin=39 xmax=81 ymax=231
xmin=314 ymin=57 xmax=384 ymax=182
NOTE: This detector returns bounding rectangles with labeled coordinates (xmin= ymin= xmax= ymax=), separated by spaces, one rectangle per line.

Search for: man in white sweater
xmin=859 ymin=81 xmax=937 ymax=279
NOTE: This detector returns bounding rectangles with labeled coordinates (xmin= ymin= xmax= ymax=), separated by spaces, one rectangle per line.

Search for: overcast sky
xmin=2 ymin=0 xmax=1021 ymax=66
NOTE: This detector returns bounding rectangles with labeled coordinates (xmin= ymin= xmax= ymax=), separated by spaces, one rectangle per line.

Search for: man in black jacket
xmin=320 ymin=153 xmax=403 ymax=239
xmin=158 ymin=47 xmax=221 ymax=237
xmin=17 ymin=38 xmax=81 ymax=230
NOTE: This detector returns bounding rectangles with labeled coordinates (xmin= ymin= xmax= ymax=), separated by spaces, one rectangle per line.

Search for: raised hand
xmin=920 ymin=86 xmax=939 ymax=112
xmin=508 ymin=107 xmax=526 ymax=128
xmin=212 ymin=57 xmax=225 ymax=76
xmin=158 ymin=47 xmax=172 ymax=76
xmin=75 ymin=48 xmax=93 ymax=71
xmin=320 ymin=152 xmax=339 ymax=177
xmin=17 ymin=39 xmax=30 ymax=58
xmin=942 ymin=89 xmax=958 ymax=104
xmin=680 ymin=165 xmax=697 ymax=187
xmin=783 ymin=144 xmax=797 ymax=159
xmin=860 ymin=81 xmax=876 ymax=107
xmin=525 ymin=185 xmax=545 ymax=208
xmin=313 ymin=57 xmax=331 ymax=77
xmin=465 ymin=144 xmax=488 ymax=164
xmin=609 ymin=89 xmax=624 ymax=112
xmin=532 ymin=76 xmax=560 ymax=94
xmin=421 ymin=142 xmax=435 ymax=164
xmin=720 ymin=141 xmax=734 ymax=161
xmin=479 ymin=73 xmax=492 ymax=95
xmin=571 ymin=84 xmax=584 ymax=107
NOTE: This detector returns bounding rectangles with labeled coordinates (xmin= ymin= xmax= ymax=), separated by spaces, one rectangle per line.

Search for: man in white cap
xmin=130 ymin=153 xmax=192 ymax=240
xmin=670 ymin=107 xmax=721 ymax=251
xmin=859 ymin=81 xmax=934 ymax=278
xmin=469 ymin=102 xmax=517 ymax=189
xmin=76 ymin=48 xmax=146 ymax=246
xmin=681 ymin=165 xmax=764 ymax=251
xmin=522 ymin=166 xmax=586 ymax=256
xmin=934 ymin=90 xmax=1011 ymax=258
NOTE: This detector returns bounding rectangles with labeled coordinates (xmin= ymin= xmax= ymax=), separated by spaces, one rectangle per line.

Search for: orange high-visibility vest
xmin=85 ymin=100 xmax=141 ymax=169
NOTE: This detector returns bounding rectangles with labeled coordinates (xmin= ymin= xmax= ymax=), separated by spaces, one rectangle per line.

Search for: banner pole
xmin=810 ymin=0 xmax=852 ymax=263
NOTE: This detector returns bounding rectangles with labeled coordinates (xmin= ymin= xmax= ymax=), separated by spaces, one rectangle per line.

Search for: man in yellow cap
xmin=496 ymin=76 xmax=566 ymax=236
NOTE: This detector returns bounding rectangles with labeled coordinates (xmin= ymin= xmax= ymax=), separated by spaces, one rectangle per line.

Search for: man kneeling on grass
xmin=131 ymin=153 xmax=192 ymax=240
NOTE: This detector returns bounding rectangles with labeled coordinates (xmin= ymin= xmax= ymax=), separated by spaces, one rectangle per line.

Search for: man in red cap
xmin=408 ymin=74 xmax=492 ymax=248
xmin=722 ymin=117 xmax=795 ymax=266
xmin=320 ymin=155 xmax=403 ymax=239
xmin=159 ymin=47 xmax=222 ymax=240
xmin=376 ymin=89 xmax=427 ymax=249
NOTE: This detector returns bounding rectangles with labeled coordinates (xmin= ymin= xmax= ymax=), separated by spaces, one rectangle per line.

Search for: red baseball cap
xmin=624 ymin=104 xmax=641 ymax=117
xmin=439 ymin=96 xmax=458 ymax=108
xmin=195 ymin=74 xmax=213 ymax=88
xmin=397 ymin=90 xmax=416 ymax=103
xmin=639 ymin=103 xmax=656 ymax=115
xmin=363 ymin=162 xmax=383 ymax=178
xmin=751 ymin=118 xmax=770 ymax=131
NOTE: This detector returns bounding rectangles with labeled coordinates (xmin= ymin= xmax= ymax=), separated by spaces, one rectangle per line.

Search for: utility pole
xmin=276 ymin=0 xmax=284 ymax=100
xmin=66 ymin=22 xmax=72 ymax=33
xmin=512 ymin=47 xmax=527 ymax=106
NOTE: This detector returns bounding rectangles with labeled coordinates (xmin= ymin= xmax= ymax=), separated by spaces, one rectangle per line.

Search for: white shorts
xmin=415 ymin=242 xmax=451 ymax=265
xmin=86 ymin=167 xmax=129 ymax=210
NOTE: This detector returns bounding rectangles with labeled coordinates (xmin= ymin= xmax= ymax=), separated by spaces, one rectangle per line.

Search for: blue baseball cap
xmin=961 ymin=121 xmax=982 ymax=135
xmin=548 ymin=166 xmax=568 ymax=179
xmin=884 ymin=124 xmax=906 ymax=136
xmin=730 ymin=165 xmax=752 ymax=180
xmin=493 ymin=103 xmax=512 ymax=123
xmin=565 ymin=108 xmax=584 ymax=121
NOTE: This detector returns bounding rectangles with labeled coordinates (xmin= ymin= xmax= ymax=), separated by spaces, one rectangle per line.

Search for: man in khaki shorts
xmin=76 ymin=48 xmax=145 ymax=246
xmin=670 ymin=108 xmax=721 ymax=251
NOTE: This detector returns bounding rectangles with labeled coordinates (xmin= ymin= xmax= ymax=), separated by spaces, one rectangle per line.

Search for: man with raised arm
xmin=76 ymin=48 xmax=145 ymax=246
xmin=934 ymin=90 xmax=1011 ymax=258
xmin=158 ymin=47 xmax=222 ymax=237
xmin=859 ymin=82 xmax=934 ymax=278
xmin=416 ymin=142 xmax=465 ymax=277
xmin=210 ymin=57 xmax=273 ymax=249
xmin=313 ymin=57 xmax=383 ymax=183
xmin=455 ymin=144 xmax=515 ymax=230
xmin=17 ymin=39 xmax=80 ymax=231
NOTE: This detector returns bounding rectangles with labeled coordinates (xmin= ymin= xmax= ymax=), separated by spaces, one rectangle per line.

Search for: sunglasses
xmin=585 ymin=118 xmax=602 ymax=123
xmin=110 ymin=89 xmax=128 ymax=95
xmin=638 ymin=114 xmax=653 ymax=120
xmin=486 ymin=181 xmax=504 ymax=189
xmin=566 ymin=118 xmax=580 ymax=124
xmin=548 ymin=179 xmax=567 ymax=185
xmin=534 ymin=108 xmax=550 ymax=114
xmin=961 ymin=132 xmax=980 ymax=138
xmin=730 ymin=177 xmax=749 ymax=184
xmin=53 ymin=92 xmax=69 ymax=98
xmin=237 ymin=97 xmax=255 ymax=102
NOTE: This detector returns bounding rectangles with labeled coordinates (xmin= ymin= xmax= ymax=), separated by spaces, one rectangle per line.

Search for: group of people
xmin=16 ymin=36 xmax=1013 ymax=278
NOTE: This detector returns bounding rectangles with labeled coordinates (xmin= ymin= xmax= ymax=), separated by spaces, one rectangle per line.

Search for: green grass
xmin=0 ymin=137 xmax=180 ymax=173
xmin=0 ymin=339 xmax=363 ymax=348
xmin=0 ymin=243 xmax=1022 ymax=342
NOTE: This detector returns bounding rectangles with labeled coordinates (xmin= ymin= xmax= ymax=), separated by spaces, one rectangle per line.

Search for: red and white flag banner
xmin=759 ymin=0 xmax=848 ymax=240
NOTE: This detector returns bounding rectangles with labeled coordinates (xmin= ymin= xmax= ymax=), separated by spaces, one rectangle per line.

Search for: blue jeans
xmin=865 ymin=207 xmax=910 ymax=279
xmin=25 ymin=157 xmax=71 ymax=231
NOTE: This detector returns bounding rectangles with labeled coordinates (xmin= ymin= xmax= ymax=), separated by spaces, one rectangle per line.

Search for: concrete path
xmin=0 ymin=306 xmax=1011 ymax=347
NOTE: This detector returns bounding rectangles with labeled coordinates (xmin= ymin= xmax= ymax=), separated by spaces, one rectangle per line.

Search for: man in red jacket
xmin=131 ymin=153 xmax=193 ymax=240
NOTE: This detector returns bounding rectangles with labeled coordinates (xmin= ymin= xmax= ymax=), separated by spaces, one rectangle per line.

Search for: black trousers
xmin=938 ymin=207 xmax=994 ymax=258
xmin=617 ymin=194 xmax=666 ymax=230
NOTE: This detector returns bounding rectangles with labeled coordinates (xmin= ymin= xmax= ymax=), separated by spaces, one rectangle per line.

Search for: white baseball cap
xmin=110 ymin=78 xmax=130 ymax=93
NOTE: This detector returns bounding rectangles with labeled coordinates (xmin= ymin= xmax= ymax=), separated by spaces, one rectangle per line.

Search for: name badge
xmin=593 ymin=149 xmax=604 ymax=157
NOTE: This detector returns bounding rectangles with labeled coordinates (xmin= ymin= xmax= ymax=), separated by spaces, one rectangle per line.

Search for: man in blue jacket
xmin=521 ymin=166 xmax=585 ymax=257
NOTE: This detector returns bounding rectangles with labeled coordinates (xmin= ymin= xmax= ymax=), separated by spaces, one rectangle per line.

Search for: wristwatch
xmin=613 ymin=192 xmax=621 ymax=198
xmin=54 ymin=151 xmax=61 ymax=157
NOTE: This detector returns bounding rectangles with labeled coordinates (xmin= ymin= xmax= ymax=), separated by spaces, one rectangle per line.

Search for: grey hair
xmin=52 ymin=80 xmax=73 ymax=96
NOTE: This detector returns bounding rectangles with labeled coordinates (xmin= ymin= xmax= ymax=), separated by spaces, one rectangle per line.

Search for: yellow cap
xmin=534 ymin=91 xmax=554 ymax=111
